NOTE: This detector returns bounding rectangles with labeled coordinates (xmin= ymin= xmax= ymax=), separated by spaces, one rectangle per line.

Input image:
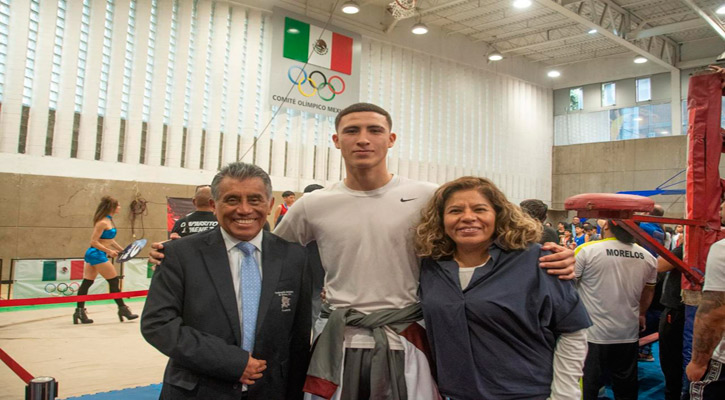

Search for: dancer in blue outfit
xmin=74 ymin=196 xmax=138 ymax=324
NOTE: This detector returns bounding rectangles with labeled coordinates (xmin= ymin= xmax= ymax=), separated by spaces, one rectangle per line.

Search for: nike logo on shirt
xmin=400 ymin=198 xmax=417 ymax=202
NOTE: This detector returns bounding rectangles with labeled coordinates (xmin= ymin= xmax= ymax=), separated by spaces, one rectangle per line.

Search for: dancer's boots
xmin=118 ymin=305 xmax=139 ymax=322
xmin=73 ymin=307 xmax=94 ymax=324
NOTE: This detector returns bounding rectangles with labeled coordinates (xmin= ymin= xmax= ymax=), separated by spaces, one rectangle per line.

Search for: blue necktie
xmin=236 ymin=241 xmax=261 ymax=353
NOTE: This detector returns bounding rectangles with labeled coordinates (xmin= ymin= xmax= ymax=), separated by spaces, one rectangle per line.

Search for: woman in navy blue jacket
xmin=414 ymin=177 xmax=591 ymax=400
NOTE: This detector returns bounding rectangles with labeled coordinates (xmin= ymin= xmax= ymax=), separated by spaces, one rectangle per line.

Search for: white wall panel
xmin=25 ymin=0 xmax=55 ymax=156
xmin=2 ymin=0 xmax=553 ymax=201
xmin=220 ymin=6 xmax=241 ymax=166
xmin=166 ymin=0 xmax=190 ymax=168
xmin=185 ymin=0 xmax=210 ymax=170
xmin=76 ymin=0 xmax=106 ymax=160
xmin=123 ymin=0 xmax=150 ymax=164
xmin=53 ymin=0 xmax=82 ymax=158
xmin=145 ymin=0 xmax=172 ymax=166
xmin=201 ymin=3 xmax=226 ymax=171
xmin=0 ymin=0 xmax=30 ymax=153
xmin=100 ymin=0 xmax=129 ymax=162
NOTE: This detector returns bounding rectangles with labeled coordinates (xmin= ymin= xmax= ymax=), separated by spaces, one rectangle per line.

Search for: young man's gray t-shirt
xmin=273 ymin=175 xmax=437 ymax=349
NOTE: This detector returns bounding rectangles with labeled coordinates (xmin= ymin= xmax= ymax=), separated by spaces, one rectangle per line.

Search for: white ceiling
xmin=281 ymin=0 xmax=725 ymax=71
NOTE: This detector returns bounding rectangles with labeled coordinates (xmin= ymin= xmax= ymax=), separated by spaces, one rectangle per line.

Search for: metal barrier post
xmin=25 ymin=376 xmax=58 ymax=400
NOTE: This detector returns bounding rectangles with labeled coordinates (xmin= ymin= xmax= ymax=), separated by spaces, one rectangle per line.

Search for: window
xmin=636 ymin=77 xmax=651 ymax=102
xmin=220 ymin=7 xmax=231 ymax=133
xmin=601 ymin=82 xmax=615 ymax=107
xmin=98 ymin=0 xmax=115 ymax=116
xmin=163 ymin=0 xmax=178 ymax=125
xmin=120 ymin=0 xmax=136 ymax=120
xmin=569 ymin=87 xmax=583 ymax=111
xmin=142 ymin=0 xmax=158 ymax=122
xmin=23 ymin=0 xmax=41 ymax=106
xmin=182 ymin=0 xmax=198 ymax=128
xmin=201 ymin=2 xmax=215 ymax=130
xmin=0 ymin=0 xmax=11 ymax=102
xmin=49 ymin=0 xmax=67 ymax=110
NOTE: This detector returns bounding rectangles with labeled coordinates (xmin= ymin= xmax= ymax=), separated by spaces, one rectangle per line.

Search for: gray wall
xmin=551 ymin=136 xmax=687 ymax=216
xmin=551 ymin=135 xmax=725 ymax=219
xmin=0 ymin=173 xmax=292 ymax=282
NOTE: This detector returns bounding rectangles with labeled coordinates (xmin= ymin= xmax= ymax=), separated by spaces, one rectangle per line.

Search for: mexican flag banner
xmin=283 ymin=16 xmax=353 ymax=75
xmin=13 ymin=259 xmax=108 ymax=299
xmin=14 ymin=259 xmax=85 ymax=281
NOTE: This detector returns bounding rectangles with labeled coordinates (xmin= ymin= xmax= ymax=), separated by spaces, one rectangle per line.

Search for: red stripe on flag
xmin=71 ymin=260 xmax=84 ymax=280
xmin=330 ymin=33 xmax=352 ymax=75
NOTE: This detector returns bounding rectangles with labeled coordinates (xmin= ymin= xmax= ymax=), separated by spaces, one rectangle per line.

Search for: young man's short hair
xmin=282 ymin=190 xmax=295 ymax=198
xmin=304 ymin=184 xmax=324 ymax=193
xmin=334 ymin=103 xmax=393 ymax=131
xmin=519 ymin=199 xmax=548 ymax=223
xmin=608 ymin=220 xmax=635 ymax=244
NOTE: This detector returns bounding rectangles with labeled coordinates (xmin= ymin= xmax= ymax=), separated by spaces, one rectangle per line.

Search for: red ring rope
xmin=0 ymin=348 xmax=34 ymax=384
xmin=0 ymin=290 xmax=148 ymax=307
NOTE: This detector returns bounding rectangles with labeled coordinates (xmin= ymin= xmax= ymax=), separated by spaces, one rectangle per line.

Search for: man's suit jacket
xmin=141 ymin=227 xmax=311 ymax=400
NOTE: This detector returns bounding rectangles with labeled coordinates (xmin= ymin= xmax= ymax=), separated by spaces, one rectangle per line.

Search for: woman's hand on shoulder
xmin=539 ymin=242 xmax=575 ymax=280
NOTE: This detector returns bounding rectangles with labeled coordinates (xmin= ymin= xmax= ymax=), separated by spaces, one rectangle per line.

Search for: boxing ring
xmin=567 ymin=69 xmax=725 ymax=287
xmin=565 ymin=69 xmax=725 ymax=389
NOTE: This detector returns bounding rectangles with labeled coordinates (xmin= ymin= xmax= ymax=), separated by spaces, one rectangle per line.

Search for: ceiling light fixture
xmin=634 ymin=56 xmax=648 ymax=64
xmin=513 ymin=0 xmax=532 ymax=9
xmin=341 ymin=1 xmax=360 ymax=14
xmin=588 ymin=28 xmax=597 ymax=34
xmin=411 ymin=22 xmax=429 ymax=35
xmin=488 ymin=51 xmax=503 ymax=61
xmin=716 ymin=5 xmax=725 ymax=15
xmin=548 ymin=70 xmax=561 ymax=78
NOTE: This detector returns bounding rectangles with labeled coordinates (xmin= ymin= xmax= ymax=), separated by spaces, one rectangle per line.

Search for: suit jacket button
xmin=233 ymin=383 xmax=239 ymax=390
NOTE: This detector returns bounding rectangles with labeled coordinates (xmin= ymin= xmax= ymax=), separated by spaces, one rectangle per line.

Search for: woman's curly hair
xmin=414 ymin=176 xmax=542 ymax=259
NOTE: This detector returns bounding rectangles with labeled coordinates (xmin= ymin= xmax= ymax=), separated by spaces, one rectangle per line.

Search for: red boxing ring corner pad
xmin=564 ymin=193 xmax=655 ymax=219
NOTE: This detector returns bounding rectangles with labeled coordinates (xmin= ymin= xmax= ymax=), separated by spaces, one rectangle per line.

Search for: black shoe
xmin=73 ymin=308 xmax=94 ymax=324
xmin=118 ymin=305 xmax=139 ymax=322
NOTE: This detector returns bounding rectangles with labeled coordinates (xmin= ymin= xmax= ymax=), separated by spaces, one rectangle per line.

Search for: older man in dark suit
xmin=141 ymin=162 xmax=311 ymax=400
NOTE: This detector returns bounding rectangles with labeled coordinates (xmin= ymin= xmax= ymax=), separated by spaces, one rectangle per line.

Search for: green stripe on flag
xmin=283 ymin=17 xmax=309 ymax=63
xmin=42 ymin=261 xmax=57 ymax=281
xmin=147 ymin=263 xmax=154 ymax=279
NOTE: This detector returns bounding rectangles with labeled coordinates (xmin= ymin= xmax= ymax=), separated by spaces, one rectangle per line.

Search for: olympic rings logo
xmin=288 ymin=66 xmax=346 ymax=102
xmin=44 ymin=281 xmax=80 ymax=296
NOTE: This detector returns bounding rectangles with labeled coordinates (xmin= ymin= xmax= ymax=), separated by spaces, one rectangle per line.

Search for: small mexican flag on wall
xmin=283 ymin=17 xmax=353 ymax=75
xmin=16 ymin=260 xmax=86 ymax=281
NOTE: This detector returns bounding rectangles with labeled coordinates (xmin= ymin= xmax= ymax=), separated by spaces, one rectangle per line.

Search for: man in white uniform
xmin=686 ymin=238 xmax=725 ymax=399
xmin=575 ymin=220 xmax=658 ymax=400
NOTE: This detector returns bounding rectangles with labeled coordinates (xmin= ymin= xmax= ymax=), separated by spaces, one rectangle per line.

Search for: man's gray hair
xmin=211 ymin=162 xmax=273 ymax=200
